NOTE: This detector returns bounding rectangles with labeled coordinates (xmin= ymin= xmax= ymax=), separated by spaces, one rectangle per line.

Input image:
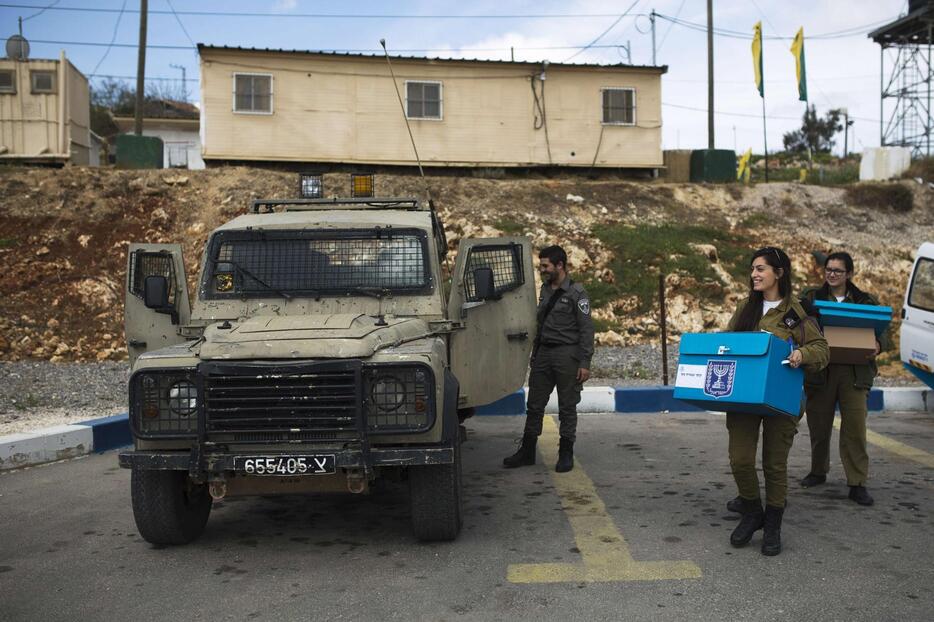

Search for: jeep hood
xmin=198 ymin=313 xmax=434 ymax=360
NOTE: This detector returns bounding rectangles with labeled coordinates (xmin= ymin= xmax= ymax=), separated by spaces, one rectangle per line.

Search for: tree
xmin=89 ymin=78 xmax=135 ymax=137
xmin=782 ymin=105 xmax=844 ymax=154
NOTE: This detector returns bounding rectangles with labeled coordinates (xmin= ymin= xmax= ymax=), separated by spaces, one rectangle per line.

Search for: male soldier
xmin=503 ymin=245 xmax=595 ymax=473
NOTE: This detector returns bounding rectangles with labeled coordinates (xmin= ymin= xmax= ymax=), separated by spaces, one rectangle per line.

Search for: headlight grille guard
xmin=363 ymin=363 xmax=435 ymax=434
xmin=129 ymin=368 xmax=201 ymax=440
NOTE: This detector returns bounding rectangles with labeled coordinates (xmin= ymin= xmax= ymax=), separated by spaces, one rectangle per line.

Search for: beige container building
xmin=198 ymin=45 xmax=667 ymax=170
xmin=0 ymin=51 xmax=91 ymax=165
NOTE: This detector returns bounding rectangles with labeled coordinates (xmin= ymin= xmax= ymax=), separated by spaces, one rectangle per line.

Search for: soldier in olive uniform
xmin=725 ymin=247 xmax=829 ymax=556
xmin=799 ymin=252 xmax=890 ymax=506
xmin=503 ymin=245 xmax=595 ymax=473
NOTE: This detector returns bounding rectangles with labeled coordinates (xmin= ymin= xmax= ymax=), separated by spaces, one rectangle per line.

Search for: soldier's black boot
xmin=729 ymin=498 xmax=764 ymax=547
xmin=761 ymin=505 xmax=784 ymax=556
xmin=503 ymin=435 xmax=537 ymax=468
xmin=555 ymin=437 xmax=574 ymax=473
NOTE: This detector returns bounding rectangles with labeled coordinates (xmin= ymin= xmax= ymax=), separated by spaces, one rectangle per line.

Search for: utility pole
xmin=706 ymin=0 xmax=714 ymax=149
xmin=650 ymin=10 xmax=657 ymax=65
xmin=134 ymin=0 xmax=148 ymax=136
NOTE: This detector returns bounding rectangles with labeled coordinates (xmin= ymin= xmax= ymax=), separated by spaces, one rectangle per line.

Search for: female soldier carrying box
xmin=799 ymin=252 xmax=890 ymax=506
xmin=725 ymin=247 xmax=829 ymax=556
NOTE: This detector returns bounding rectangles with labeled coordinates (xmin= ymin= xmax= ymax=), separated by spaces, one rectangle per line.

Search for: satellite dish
xmin=6 ymin=34 xmax=29 ymax=60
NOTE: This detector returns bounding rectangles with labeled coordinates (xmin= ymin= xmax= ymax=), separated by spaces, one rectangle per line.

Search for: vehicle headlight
xmin=168 ymin=381 xmax=198 ymax=416
xmin=132 ymin=371 xmax=199 ymax=437
xmin=371 ymin=375 xmax=407 ymax=412
xmin=365 ymin=366 xmax=433 ymax=433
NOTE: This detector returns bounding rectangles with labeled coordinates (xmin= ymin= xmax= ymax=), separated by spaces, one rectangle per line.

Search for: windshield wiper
xmin=347 ymin=287 xmax=392 ymax=299
xmin=224 ymin=260 xmax=293 ymax=301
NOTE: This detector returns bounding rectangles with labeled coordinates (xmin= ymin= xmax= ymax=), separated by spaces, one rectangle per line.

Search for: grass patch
xmin=904 ymin=156 xmax=934 ymax=181
xmin=845 ymin=183 xmax=913 ymax=212
xmin=587 ymin=224 xmax=753 ymax=311
xmin=493 ymin=217 xmax=526 ymax=235
xmin=0 ymin=238 xmax=15 ymax=248
xmin=739 ymin=212 xmax=770 ymax=229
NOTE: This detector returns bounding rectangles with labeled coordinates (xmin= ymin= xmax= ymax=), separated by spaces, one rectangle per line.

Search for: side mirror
xmin=473 ymin=267 xmax=498 ymax=301
xmin=144 ymin=275 xmax=178 ymax=323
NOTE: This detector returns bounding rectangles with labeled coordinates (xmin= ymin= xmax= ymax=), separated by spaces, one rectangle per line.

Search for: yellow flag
xmin=790 ymin=27 xmax=807 ymax=102
xmin=737 ymin=148 xmax=753 ymax=182
xmin=752 ymin=22 xmax=764 ymax=97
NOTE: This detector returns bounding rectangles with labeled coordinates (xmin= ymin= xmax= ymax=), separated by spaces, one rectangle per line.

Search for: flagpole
xmin=762 ymin=96 xmax=769 ymax=183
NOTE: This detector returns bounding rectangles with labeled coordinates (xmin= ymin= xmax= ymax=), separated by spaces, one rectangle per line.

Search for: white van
xmin=902 ymin=242 xmax=934 ymax=389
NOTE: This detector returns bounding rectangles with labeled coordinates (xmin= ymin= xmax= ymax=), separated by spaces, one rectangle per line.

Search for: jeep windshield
xmin=201 ymin=229 xmax=430 ymax=299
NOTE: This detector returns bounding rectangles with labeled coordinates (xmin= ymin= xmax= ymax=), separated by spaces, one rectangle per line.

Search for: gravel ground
xmin=0 ymin=347 xmax=926 ymax=436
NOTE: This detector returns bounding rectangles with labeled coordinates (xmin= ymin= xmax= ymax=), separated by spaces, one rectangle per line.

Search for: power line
xmin=656 ymin=0 xmax=686 ymax=53
xmin=89 ymin=72 xmax=197 ymax=82
xmin=165 ymin=0 xmax=195 ymax=48
xmin=0 ymin=3 xmax=641 ymax=19
xmin=21 ymin=0 xmax=58 ymax=21
xmin=89 ymin=0 xmax=127 ymax=77
xmin=655 ymin=13 xmax=891 ymax=41
xmin=663 ymin=101 xmax=880 ymax=124
xmin=564 ymin=0 xmax=641 ymax=62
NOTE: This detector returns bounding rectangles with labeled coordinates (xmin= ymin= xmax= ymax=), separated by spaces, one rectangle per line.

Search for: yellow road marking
xmin=507 ymin=416 xmax=702 ymax=584
xmin=835 ymin=418 xmax=934 ymax=468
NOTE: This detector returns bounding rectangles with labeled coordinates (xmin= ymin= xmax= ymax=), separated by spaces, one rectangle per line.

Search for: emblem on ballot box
xmin=704 ymin=359 xmax=737 ymax=398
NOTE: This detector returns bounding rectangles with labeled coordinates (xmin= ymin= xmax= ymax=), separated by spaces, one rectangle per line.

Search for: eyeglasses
xmin=824 ymin=268 xmax=846 ymax=276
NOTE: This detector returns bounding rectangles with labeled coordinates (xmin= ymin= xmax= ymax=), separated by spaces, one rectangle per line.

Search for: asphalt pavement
xmin=1 ymin=411 xmax=933 ymax=621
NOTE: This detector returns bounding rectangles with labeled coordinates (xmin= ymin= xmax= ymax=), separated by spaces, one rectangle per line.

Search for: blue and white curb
xmin=0 ymin=385 xmax=929 ymax=471
xmin=0 ymin=414 xmax=129 ymax=472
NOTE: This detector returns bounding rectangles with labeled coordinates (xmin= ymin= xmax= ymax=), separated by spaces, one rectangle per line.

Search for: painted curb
xmin=0 ymin=413 xmax=128 ymax=472
xmin=0 ymin=385 xmax=923 ymax=471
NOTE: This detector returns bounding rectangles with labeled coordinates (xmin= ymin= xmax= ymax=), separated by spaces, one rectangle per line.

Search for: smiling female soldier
xmin=725 ymin=247 xmax=829 ymax=556
xmin=799 ymin=252 xmax=890 ymax=506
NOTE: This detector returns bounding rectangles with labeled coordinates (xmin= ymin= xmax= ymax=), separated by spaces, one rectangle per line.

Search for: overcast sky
xmin=1 ymin=0 xmax=911 ymax=154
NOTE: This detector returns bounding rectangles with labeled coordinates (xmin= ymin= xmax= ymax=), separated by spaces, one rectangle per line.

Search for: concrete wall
xmin=199 ymin=48 xmax=665 ymax=168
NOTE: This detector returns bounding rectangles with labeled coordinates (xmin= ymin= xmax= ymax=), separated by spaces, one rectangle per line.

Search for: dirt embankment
xmin=0 ymin=166 xmax=930 ymax=379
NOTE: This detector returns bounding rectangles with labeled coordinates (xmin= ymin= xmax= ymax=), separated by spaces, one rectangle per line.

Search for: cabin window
xmin=405 ymin=81 xmax=442 ymax=120
xmin=30 ymin=70 xmax=56 ymax=94
xmin=602 ymin=87 xmax=635 ymax=125
xmin=0 ymin=69 xmax=15 ymax=94
xmin=233 ymin=73 xmax=273 ymax=114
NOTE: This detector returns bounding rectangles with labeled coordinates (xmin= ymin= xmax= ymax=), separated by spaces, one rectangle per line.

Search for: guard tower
xmin=870 ymin=0 xmax=934 ymax=157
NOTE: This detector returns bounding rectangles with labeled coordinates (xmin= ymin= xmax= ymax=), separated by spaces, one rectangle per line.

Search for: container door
xmin=901 ymin=243 xmax=934 ymax=388
xmin=124 ymin=244 xmax=191 ymax=366
xmin=447 ymin=238 xmax=537 ymax=408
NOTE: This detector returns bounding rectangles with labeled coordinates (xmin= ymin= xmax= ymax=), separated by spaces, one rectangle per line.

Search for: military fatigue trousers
xmin=524 ymin=344 xmax=582 ymax=442
xmin=805 ymin=365 xmax=870 ymax=486
xmin=727 ymin=412 xmax=799 ymax=508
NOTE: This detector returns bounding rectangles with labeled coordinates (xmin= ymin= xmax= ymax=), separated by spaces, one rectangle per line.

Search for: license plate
xmin=235 ymin=455 xmax=336 ymax=476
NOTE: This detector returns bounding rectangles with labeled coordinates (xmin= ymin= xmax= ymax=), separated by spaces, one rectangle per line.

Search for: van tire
xmin=409 ymin=441 xmax=463 ymax=541
xmin=131 ymin=468 xmax=212 ymax=545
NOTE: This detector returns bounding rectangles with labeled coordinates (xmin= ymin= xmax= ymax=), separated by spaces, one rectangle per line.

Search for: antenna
xmin=379 ymin=38 xmax=432 ymax=206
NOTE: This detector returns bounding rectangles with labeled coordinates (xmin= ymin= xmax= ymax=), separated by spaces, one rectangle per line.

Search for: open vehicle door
xmin=901 ymin=242 xmax=934 ymax=389
xmin=125 ymin=244 xmax=191 ymax=366
xmin=447 ymin=237 xmax=537 ymax=408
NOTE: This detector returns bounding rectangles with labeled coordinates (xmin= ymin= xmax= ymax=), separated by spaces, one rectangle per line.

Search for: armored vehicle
xmin=119 ymin=196 xmax=536 ymax=543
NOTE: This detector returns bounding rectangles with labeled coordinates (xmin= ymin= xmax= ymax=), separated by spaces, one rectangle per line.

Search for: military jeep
xmin=119 ymin=197 xmax=536 ymax=544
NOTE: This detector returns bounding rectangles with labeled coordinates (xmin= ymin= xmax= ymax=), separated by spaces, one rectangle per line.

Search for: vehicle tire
xmin=131 ymin=468 xmax=212 ymax=545
xmin=409 ymin=440 xmax=463 ymax=542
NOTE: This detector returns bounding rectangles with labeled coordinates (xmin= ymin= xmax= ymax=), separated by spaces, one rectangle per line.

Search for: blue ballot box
xmin=813 ymin=300 xmax=892 ymax=336
xmin=673 ymin=332 xmax=804 ymax=417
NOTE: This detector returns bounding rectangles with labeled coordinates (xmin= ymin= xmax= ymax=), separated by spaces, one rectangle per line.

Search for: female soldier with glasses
xmin=799 ymin=252 xmax=890 ymax=506
xmin=725 ymin=247 xmax=829 ymax=556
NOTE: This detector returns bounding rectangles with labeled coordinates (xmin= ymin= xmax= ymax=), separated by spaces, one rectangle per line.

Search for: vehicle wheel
xmin=131 ymin=468 xmax=212 ymax=545
xmin=409 ymin=440 xmax=463 ymax=542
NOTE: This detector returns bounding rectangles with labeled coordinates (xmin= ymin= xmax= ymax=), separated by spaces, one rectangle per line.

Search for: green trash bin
xmin=116 ymin=134 xmax=164 ymax=169
xmin=689 ymin=149 xmax=737 ymax=183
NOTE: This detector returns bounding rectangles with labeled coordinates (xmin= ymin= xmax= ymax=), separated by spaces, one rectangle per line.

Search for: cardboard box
xmin=824 ymin=326 xmax=877 ymax=365
xmin=673 ymin=332 xmax=804 ymax=417
xmin=813 ymin=300 xmax=892 ymax=337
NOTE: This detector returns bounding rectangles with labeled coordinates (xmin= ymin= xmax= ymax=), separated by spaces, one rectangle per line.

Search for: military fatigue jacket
xmin=800 ymin=284 xmax=890 ymax=389
xmin=535 ymin=276 xmax=595 ymax=369
xmin=727 ymin=297 xmax=829 ymax=374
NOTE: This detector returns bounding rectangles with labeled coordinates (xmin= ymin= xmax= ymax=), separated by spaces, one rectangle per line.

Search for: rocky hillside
xmin=0 ymin=166 xmax=929 ymax=380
